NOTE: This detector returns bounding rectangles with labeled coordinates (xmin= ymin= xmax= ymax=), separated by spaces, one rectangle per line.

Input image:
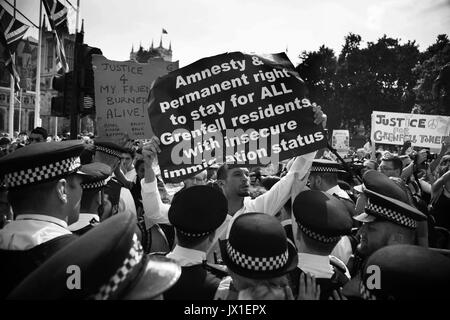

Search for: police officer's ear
xmin=55 ymin=179 xmax=68 ymax=204
xmin=208 ymin=230 xmax=216 ymax=243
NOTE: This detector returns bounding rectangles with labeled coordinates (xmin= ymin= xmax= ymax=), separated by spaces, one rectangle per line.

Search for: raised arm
xmin=141 ymin=137 xmax=170 ymax=227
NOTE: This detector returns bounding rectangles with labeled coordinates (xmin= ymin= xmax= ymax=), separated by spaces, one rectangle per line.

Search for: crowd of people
xmin=0 ymin=108 xmax=449 ymax=300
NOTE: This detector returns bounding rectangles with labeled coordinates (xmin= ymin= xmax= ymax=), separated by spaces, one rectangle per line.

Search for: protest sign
xmin=332 ymin=130 xmax=350 ymax=157
xmin=371 ymin=111 xmax=450 ymax=149
xmin=148 ymin=51 xmax=327 ymax=183
xmin=93 ymin=55 xmax=179 ymax=140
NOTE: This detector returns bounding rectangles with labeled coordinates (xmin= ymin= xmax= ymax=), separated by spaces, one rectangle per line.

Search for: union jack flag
xmin=0 ymin=4 xmax=29 ymax=90
xmin=43 ymin=0 xmax=69 ymax=72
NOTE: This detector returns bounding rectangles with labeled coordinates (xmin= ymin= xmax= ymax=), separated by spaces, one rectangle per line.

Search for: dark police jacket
xmin=163 ymin=263 xmax=226 ymax=300
xmin=288 ymin=255 xmax=350 ymax=300
xmin=163 ymin=246 xmax=227 ymax=300
xmin=0 ymin=234 xmax=77 ymax=298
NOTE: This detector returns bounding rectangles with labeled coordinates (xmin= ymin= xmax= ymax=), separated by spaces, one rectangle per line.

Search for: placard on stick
xmin=148 ymin=52 xmax=327 ymax=183
xmin=93 ymin=55 xmax=179 ymax=141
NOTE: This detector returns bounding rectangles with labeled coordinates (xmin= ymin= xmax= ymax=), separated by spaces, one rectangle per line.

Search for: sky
xmin=9 ymin=0 xmax=450 ymax=67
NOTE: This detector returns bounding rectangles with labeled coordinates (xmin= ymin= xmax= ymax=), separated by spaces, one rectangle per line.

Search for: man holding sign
xmin=147 ymin=52 xmax=328 ymax=182
xmin=142 ymin=52 xmax=327 ymax=263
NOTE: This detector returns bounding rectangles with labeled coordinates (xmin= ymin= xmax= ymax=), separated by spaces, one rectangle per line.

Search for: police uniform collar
xmin=16 ymin=214 xmax=69 ymax=229
xmin=166 ymin=245 xmax=206 ymax=267
xmin=326 ymin=185 xmax=350 ymax=200
xmin=68 ymin=213 xmax=100 ymax=232
xmin=297 ymin=253 xmax=334 ymax=279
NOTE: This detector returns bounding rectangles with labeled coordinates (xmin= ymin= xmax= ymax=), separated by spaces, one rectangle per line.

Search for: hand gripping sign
xmin=148 ymin=52 xmax=327 ymax=183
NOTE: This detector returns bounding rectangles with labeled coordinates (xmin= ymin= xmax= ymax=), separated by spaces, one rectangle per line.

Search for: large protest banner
xmin=371 ymin=111 xmax=450 ymax=149
xmin=332 ymin=130 xmax=350 ymax=157
xmin=148 ymin=52 xmax=327 ymax=183
xmin=93 ymin=55 xmax=179 ymax=140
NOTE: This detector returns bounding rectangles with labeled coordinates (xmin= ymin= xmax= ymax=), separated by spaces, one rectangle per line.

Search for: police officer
xmin=360 ymin=244 xmax=450 ymax=300
xmin=163 ymin=186 xmax=229 ymax=300
xmin=93 ymin=140 xmax=137 ymax=219
xmin=217 ymin=212 xmax=298 ymax=300
xmin=0 ymin=140 xmax=86 ymax=298
xmin=68 ymin=162 xmax=111 ymax=235
xmin=8 ymin=210 xmax=181 ymax=300
xmin=308 ymin=159 xmax=357 ymax=265
xmin=290 ymin=190 xmax=354 ymax=300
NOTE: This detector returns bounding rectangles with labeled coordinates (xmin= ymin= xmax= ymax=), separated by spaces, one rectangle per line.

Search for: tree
xmin=412 ymin=34 xmax=450 ymax=115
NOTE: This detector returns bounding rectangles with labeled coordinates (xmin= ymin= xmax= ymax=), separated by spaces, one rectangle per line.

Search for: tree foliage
xmin=295 ymin=33 xmax=449 ymax=137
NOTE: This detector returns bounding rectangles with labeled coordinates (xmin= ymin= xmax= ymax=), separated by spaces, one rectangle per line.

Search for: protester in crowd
xmin=139 ymin=105 xmax=325 ymax=265
xmin=7 ymin=211 xmax=182 ymax=300
xmin=28 ymin=127 xmax=48 ymax=144
xmin=0 ymin=136 xmax=11 ymax=158
xmin=0 ymin=141 xmax=86 ymax=298
xmin=215 ymin=213 xmax=298 ymax=300
xmin=355 ymin=148 xmax=366 ymax=161
xmin=378 ymin=154 xmax=403 ymax=178
xmin=361 ymin=159 xmax=378 ymax=176
xmin=430 ymin=154 xmax=450 ymax=231
xmin=163 ymin=186 xmax=228 ymax=300
xmin=121 ymin=148 xmax=137 ymax=182
xmin=130 ymin=158 xmax=146 ymax=216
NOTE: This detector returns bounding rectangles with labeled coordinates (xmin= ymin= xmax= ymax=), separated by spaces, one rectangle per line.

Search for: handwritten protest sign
xmin=93 ymin=55 xmax=179 ymax=140
xmin=332 ymin=130 xmax=350 ymax=157
xmin=371 ymin=111 xmax=450 ymax=149
xmin=148 ymin=52 xmax=327 ymax=183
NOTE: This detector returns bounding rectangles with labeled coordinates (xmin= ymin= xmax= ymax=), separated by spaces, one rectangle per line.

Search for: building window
xmin=28 ymin=111 xmax=35 ymax=131
xmin=0 ymin=94 xmax=5 ymax=101
xmin=0 ymin=108 xmax=5 ymax=131
xmin=47 ymin=39 xmax=54 ymax=70
xmin=24 ymin=97 xmax=29 ymax=104
xmin=14 ymin=109 xmax=19 ymax=131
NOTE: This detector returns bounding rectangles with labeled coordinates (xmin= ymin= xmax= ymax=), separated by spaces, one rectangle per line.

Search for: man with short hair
xmin=378 ymin=155 xmax=403 ymax=178
xmin=29 ymin=127 xmax=48 ymax=144
xmin=121 ymin=148 xmax=137 ymax=182
xmin=0 ymin=141 xmax=86 ymax=298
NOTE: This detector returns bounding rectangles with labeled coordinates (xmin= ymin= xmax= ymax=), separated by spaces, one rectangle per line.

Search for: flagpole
xmin=34 ymin=0 xmax=42 ymax=128
xmin=75 ymin=0 xmax=80 ymax=32
xmin=8 ymin=0 xmax=16 ymax=137
xmin=9 ymin=67 xmax=14 ymax=137
xmin=18 ymin=89 xmax=22 ymax=133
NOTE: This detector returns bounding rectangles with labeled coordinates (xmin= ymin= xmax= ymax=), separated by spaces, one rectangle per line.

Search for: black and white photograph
xmin=0 ymin=0 xmax=449 ymax=310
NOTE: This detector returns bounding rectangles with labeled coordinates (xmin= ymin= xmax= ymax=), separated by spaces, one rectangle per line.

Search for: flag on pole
xmin=0 ymin=4 xmax=29 ymax=91
xmin=162 ymin=28 xmax=168 ymax=34
xmin=43 ymin=0 xmax=69 ymax=72
xmin=0 ymin=5 xmax=30 ymax=53
xmin=0 ymin=27 xmax=20 ymax=91
xmin=43 ymin=0 xmax=68 ymax=33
